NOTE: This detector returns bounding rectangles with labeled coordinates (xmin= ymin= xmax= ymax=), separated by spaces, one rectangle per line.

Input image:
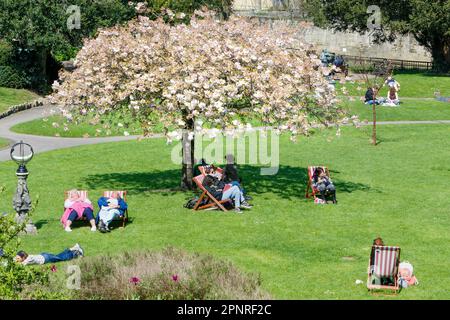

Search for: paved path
xmin=0 ymin=105 xmax=140 ymax=162
xmin=0 ymin=104 xmax=449 ymax=162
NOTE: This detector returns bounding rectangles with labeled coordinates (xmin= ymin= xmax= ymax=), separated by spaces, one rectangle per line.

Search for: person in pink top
xmin=61 ymin=189 xmax=96 ymax=232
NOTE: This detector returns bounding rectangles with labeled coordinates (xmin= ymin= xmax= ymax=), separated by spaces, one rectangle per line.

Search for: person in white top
xmin=15 ymin=244 xmax=84 ymax=265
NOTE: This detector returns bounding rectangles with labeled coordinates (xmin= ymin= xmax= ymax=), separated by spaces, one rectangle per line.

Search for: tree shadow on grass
xmin=82 ymin=165 xmax=373 ymax=200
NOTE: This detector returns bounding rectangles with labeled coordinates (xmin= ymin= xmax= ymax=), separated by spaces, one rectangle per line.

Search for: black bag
xmin=184 ymin=197 xmax=199 ymax=209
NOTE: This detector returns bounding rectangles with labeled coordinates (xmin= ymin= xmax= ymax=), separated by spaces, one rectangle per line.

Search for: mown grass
xmin=343 ymin=99 xmax=450 ymax=121
xmin=0 ymin=124 xmax=448 ymax=299
xmin=336 ymin=72 xmax=450 ymax=98
xmin=0 ymin=138 xmax=9 ymax=149
xmin=0 ymin=87 xmax=39 ymax=113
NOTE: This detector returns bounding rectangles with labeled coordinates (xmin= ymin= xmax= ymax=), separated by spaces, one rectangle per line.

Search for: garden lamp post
xmin=10 ymin=141 xmax=37 ymax=235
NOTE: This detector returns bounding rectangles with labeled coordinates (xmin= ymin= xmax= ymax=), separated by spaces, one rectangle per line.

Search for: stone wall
xmin=233 ymin=0 xmax=432 ymax=62
xmin=0 ymin=99 xmax=44 ymax=120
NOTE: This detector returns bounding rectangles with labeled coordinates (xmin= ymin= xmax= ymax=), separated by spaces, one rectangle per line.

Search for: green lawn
xmin=343 ymin=99 xmax=450 ymax=121
xmin=337 ymin=72 xmax=450 ymax=98
xmin=11 ymin=115 xmax=144 ymax=138
xmin=0 ymin=87 xmax=39 ymax=114
xmin=0 ymin=138 xmax=9 ymax=149
xmin=0 ymin=125 xmax=448 ymax=299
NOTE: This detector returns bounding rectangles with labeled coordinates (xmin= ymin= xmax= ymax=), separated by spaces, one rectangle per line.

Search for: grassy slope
xmin=0 ymin=138 xmax=9 ymax=149
xmin=0 ymin=125 xmax=448 ymax=299
xmin=0 ymin=87 xmax=39 ymax=113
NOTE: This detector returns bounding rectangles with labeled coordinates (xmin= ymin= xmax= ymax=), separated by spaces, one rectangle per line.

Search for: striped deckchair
xmin=367 ymin=245 xmax=401 ymax=293
xmin=305 ymin=166 xmax=330 ymax=200
xmin=192 ymin=174 xmax=230 ymax=211
xmin=103 ymin=190 xmax=129 ymax=228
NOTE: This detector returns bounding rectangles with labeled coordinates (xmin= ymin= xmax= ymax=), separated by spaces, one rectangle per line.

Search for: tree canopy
xmin=49 ymin=10 xmax=346 ymax=188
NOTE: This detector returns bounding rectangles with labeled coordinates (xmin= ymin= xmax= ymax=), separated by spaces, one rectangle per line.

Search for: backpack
xmin=184 ymin=197 xmax=199 ymax=209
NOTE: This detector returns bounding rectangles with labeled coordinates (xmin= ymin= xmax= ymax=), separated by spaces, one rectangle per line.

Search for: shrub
xmin=0 ymin=65 xmax=29 ymax=89
xmin=73 ymin=247 xmax=270 ymax=300
xmin=0 ymin=40 xmax=13 ymax=65
xmin=0 ymin=187 xmax=49 ymax=300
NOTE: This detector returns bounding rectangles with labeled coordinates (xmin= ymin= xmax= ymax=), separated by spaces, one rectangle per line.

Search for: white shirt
xmin=22 ymin=254 xmax=46 ymax=265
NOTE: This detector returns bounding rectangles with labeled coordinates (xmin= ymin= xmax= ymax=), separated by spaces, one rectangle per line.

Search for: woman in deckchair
xmin=61 ymin=189 xmax=96 ymax=232
xmin=202 ymin=175 xmax=252 ymax=213
xmin=312 ymin=168 xmax=337 ymax=204
xmin=96 ymin=192 xmax=128 ymax=233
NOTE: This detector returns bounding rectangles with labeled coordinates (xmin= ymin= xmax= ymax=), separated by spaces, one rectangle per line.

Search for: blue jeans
xmin=41 ymin=249 xmax=78 ymax=263
xmin=68 ymin=208 xmax=94 ymax=221
xmin=222 ymin=185 xmax=244 ymax=208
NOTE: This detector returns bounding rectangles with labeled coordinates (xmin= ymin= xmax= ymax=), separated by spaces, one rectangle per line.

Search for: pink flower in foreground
xmin=50 ymin=265 xmax=57 ymax=272
xmin=130 ymin=277 xmax=141 ymax=285
xmin=172 ymin=274 xmax=179 ymax=282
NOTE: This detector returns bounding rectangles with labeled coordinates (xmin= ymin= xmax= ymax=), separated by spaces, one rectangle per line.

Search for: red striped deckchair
xmin=192 ymin=174 xmax=230 ymax=211
xmin=305 ymin=166 xmax=330 ymax=199
xmin=103 ymin=190 xmax=129 ymax=228
xmin=367 ymin=245 xmax=401 ymax=293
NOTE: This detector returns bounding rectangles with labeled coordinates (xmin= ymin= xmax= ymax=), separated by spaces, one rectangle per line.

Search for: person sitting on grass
xmin=96 ymin=192 xmax=128 ymax=233
xmin=386 ymin=86 xmax=400 ymax=105
xmin=364 ymin=86 xmax=384 ymax=105
xmin=202 ymin=175 xmax=252 ymax=213
xmin=312 ymin=168 xmax=337 ymax=204
xmin=15 ymin=243 xmax=84 ymax=265
xmin=61 ymin=189 xmax=96 ymax=232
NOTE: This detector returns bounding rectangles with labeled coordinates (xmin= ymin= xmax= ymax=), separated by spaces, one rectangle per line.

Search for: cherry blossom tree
xmin=50 ymin=9 xmax=348 ymax=189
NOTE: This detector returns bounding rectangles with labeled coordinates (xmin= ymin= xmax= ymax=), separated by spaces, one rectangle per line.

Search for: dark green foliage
xmin=0 ymin=66 xmax=28 ymax=89
xmin=305 ymin=0 xmax=450 ymax=72
xmin=0 ymin=0 xmax=234 ymax=92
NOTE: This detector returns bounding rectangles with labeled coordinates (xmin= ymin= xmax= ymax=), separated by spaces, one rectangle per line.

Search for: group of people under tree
xmin=61 ymin=190 xmax=127 ymax=233
xmin=364 ymin=76 xmax=401 ymax=106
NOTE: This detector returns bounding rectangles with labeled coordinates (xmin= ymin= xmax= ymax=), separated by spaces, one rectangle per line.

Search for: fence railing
xmin=342 ymin=55 xmax=433 ymax=71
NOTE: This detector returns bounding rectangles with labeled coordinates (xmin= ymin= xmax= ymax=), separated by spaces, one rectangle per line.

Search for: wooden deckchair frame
xmin=192 ymin=174 xmax=230 ymax=211
xmin=103 ymin=190 xmax=129 ymax=228
xmin=367 ymin=245 xmax=401 ymax=294
xmin=305 ymin=166 xmax=330 ymax=199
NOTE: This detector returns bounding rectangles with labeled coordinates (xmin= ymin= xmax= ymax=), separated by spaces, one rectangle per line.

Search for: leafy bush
xmin=0 ymin=187 xmax=49 ymax=300
xmin=73 ymin=247 xmax=270 ymax=300
xmin=0 ymin=40 xmax=13 ymax=65
xmin=0 ymin=66 xmax=29 ymax=89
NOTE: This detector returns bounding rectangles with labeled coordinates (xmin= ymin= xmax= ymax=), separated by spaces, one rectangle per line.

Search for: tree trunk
xmin=430 ymin=37 xmax=450 ymax=73
xmin=372 ymin=93 xmax=377 ymax=146
xmin=180 ymin=118 xmax=195 ymax=190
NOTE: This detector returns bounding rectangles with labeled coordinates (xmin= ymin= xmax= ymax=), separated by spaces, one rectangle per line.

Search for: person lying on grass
xmin=15 ymin=243 xmax=83 ymax=265
xmin=312 ymin=168 xmax=337 ymax=204
xmin=61 ymin=189 xmax=96 ymax=232
xmin=96 ymin=192 xmax=128 ymax=233
xmin=202 ymin=175 xmax=252 ymax=213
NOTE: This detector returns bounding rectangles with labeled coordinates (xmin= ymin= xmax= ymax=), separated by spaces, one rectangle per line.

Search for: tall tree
xmin=49 ymin=10 xmax=346 ymax=189
xmin=306 ymin=0 xmax=450 ymax=72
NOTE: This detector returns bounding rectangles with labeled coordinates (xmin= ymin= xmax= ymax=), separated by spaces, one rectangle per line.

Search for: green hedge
xmin=0 ymin=66 xmax=29 ymax=89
